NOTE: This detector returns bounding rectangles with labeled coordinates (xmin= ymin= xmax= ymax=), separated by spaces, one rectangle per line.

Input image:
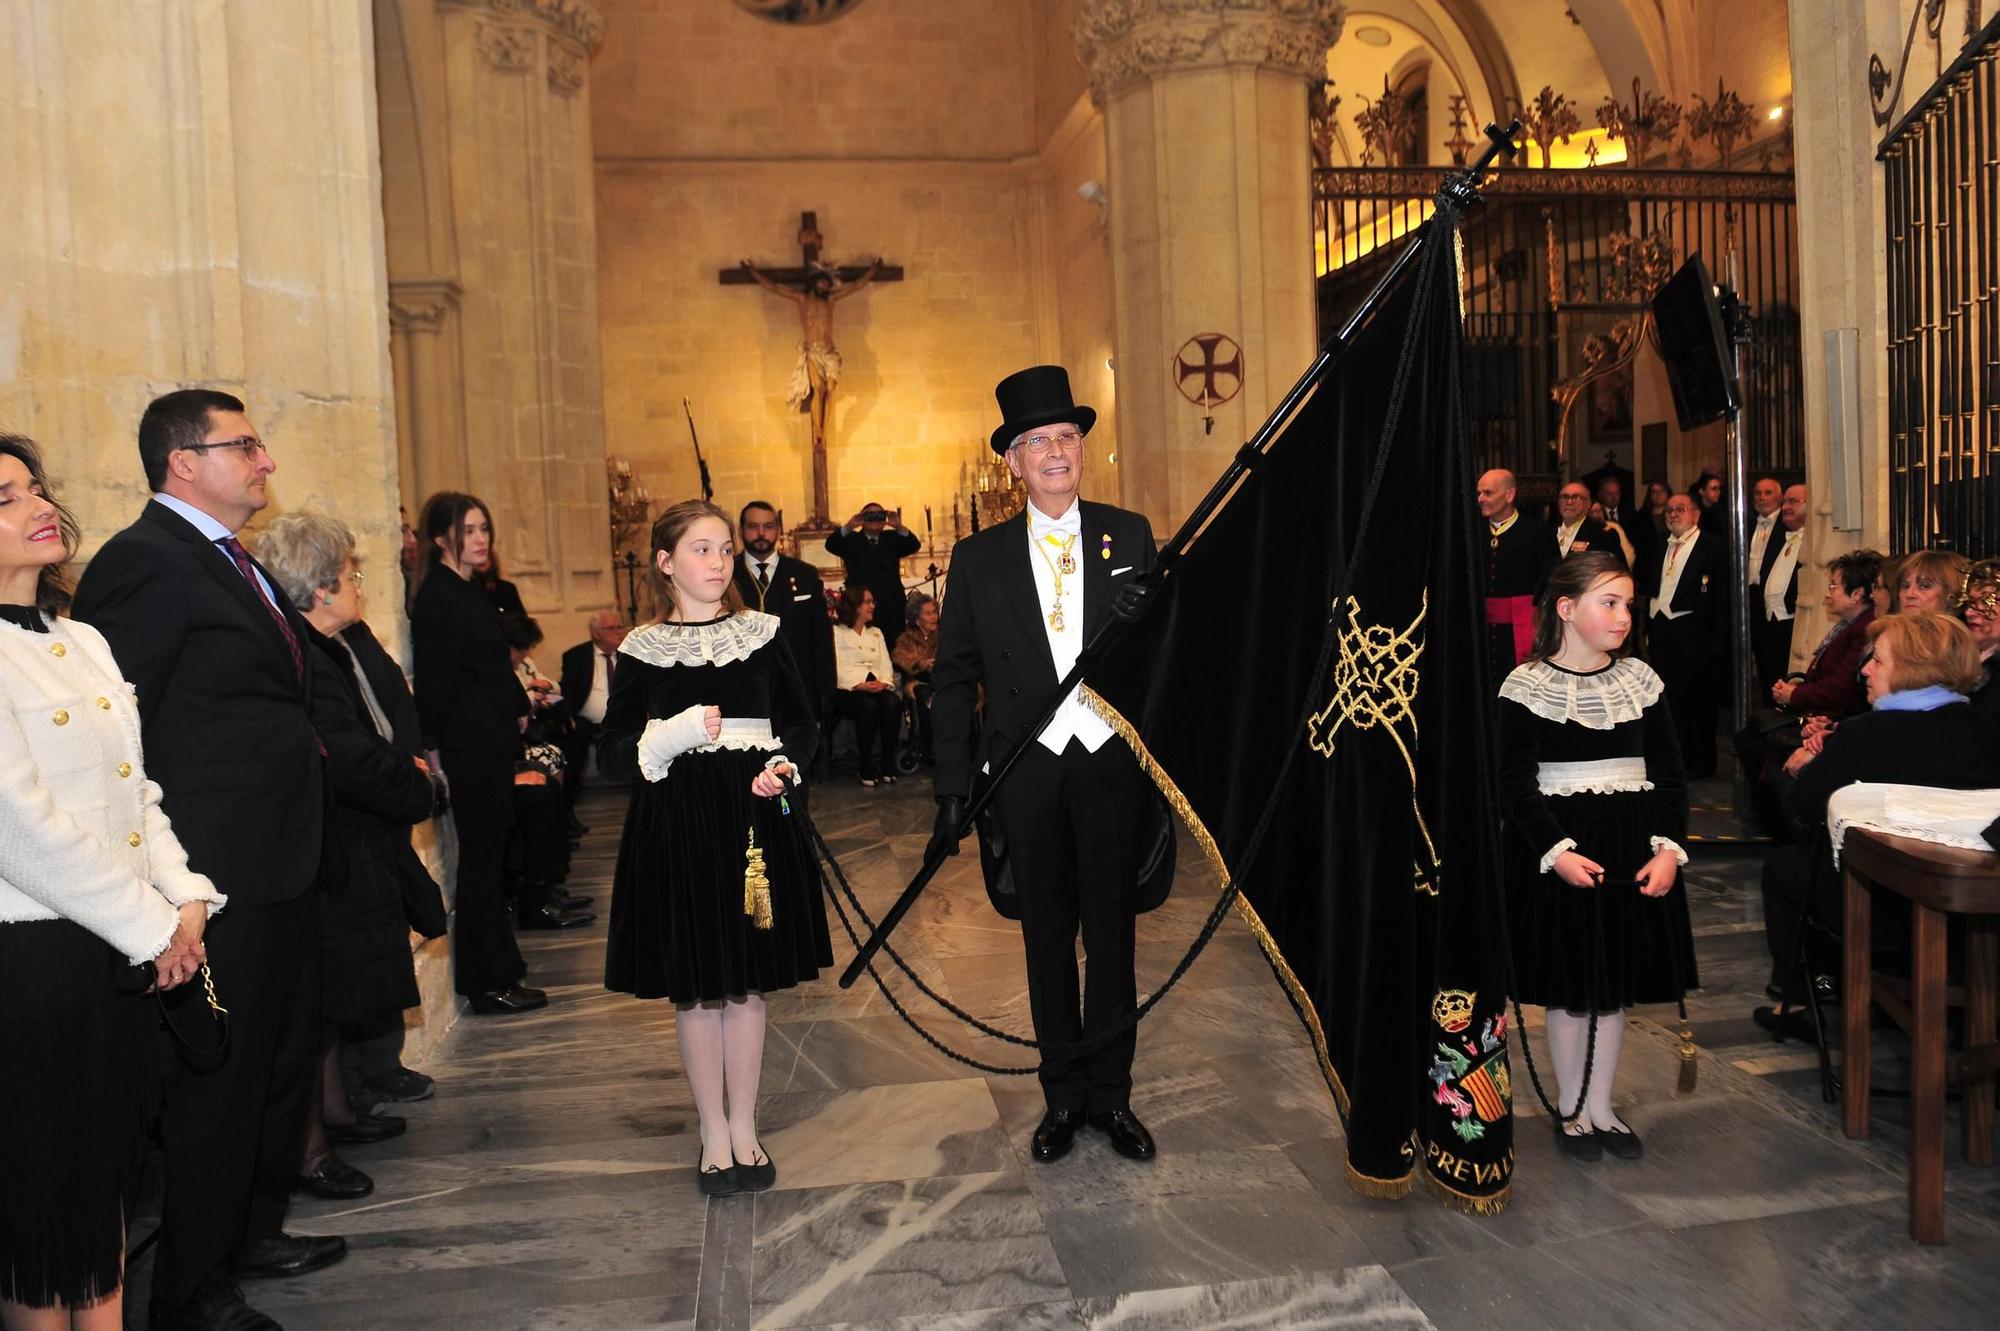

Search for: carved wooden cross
xmin=722 ymin=211 xmax=904 ymax=528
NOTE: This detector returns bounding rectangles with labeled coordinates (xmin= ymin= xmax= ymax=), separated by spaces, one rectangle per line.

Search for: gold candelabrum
xmin=962 ymin=453 xmax=1024 ymax=531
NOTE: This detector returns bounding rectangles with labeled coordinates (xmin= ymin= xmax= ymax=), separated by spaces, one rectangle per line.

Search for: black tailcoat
xmin=931 ymin=500 xmax=1158 ymax=1114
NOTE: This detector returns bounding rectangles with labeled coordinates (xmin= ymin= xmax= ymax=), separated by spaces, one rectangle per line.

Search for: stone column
xmin=436 ymin=0 xmax=613 ymax=635
xmin=1077 ymin=0 xmax=1346 ymax=529
xmin=0 ymin=0 xmax=402 ymax=602
xmin=388 ymin=277 xmax=468 ymax=512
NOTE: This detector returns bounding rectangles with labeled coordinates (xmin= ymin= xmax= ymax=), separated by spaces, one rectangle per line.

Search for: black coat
xmin=341 ymin=620 xmax=424 ymax=753
xmin=931 ymin=501 xmax=1156 ymax=803
xmin=305 ymin=627 xmax=434 ymax=1022
xmin=410 ymin=566 xmax=529 ymax=764
xmin=827 ymin=526 xmax=920 ymax=643
xmin=1789 ymin=702 xmax=2000 ymax=828
xmin=733 ymin=555 xmax=835 ymax=699
xmin=557 ymin=641 xmax=605 ymax=729
xmin=71 ymin=500 xmax=325 ymax=906
xmin=1550 ymin=516 xmax=1622 ymax=565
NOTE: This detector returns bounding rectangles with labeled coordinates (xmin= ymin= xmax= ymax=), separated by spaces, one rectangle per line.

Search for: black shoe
xmin=545 ymin=887 xmax=595 ymax=909
xmin=1554 ymin=1123 xmax=1603 ymax=1161
xmin=1087 ymin=1107 xmax=1157 ymax=1162
xmin=361 ymin=1066 xmax=435 ymax=1103
xmin=1031 ymin=1107 xmax=1084 ymax=1163
xmin=230 ymin=1233 xmax=348 ymax=1281
xmin=698 ymin=1163 xmax=741 ymax=1198
xmin=735 ymin=1148 xmax=777 ymax=1192
xmin=519 ymin=904 xmax=595 ymax=930
xmin=324 ymin=1111 xmax=406 ymax=1147
xmin=295 ymin=1154 xmax=374 ymax=1200
xmin=1752 ymin=1004 xmax=1820 ymax=1044
xmin=1809 ymin=973 xmax=1841 ymax=1005
xmin=1595 ymin=1122 xmax=1644 ymax=1161
xmin=150 ymin=1280 xmax=283 ymax=1330
xmin=469 ymin=985 xmax=548 ymax=1015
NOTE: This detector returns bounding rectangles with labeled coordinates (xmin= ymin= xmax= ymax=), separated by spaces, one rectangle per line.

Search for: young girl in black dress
xmin=599 ymin=501 xmax=832 ymax=1197
xmin=1498 ymin=552 xmax=1698 ymax=1162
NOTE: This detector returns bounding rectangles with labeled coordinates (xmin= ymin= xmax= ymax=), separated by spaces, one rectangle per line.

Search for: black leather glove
xmin=927 ymin=796 xmax=966 ymax=862
xmin=1109 ymin=578 xmax=1155 ymax=624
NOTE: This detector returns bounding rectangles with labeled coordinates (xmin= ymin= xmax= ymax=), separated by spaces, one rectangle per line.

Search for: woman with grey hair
xmin=255 ymin=513 xmax=438 ymax=1199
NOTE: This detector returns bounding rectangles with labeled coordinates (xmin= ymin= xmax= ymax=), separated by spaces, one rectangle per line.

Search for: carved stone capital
xmin=443 ymin=0 xmax=605 ymax=57
xmin=389 ymin=278 xmax=463 ymax=333
xmin=1075 ymin=0 xmax=1344 ymax=104
xmin=549 ymin=46 xmax=586 ymax=98
xmin=475 ymin=21 xmax=536 ymax=71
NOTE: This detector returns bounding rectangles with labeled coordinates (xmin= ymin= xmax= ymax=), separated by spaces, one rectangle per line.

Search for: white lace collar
xmin=1499 ymin=657 xmax=1662 ymax=730
xmin=620 ymin=613 xmax=778 ymax=669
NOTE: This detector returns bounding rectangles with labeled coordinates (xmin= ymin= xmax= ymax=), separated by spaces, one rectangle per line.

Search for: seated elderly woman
xmin=1755 ymin=612 xmax=2000 ymax=1034
xmin=257 ymin=512 xmax=440 ymax=1198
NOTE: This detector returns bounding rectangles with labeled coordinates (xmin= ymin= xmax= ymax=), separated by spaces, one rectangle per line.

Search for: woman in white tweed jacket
xmin=0 ymin=435 xmax=224 ymax=1325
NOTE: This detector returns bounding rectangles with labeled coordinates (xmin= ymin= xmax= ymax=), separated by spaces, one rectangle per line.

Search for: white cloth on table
xmin=1825 ymin=782 xmax=2000 ymax=866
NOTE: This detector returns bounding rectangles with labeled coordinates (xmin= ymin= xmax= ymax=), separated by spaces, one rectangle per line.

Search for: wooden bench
xmin=1842 ymin=827 xmax=2000 ymax=1244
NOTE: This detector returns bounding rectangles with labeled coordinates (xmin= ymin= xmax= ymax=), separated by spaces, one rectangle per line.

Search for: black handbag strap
xmin=155 ymin=962 xmax=231 ymax=1057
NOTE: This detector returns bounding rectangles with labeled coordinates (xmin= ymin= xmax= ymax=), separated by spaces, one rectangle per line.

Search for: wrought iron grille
xmin=1881 ymin=15 xmax=2000 ymax=557
xmin=1312 ymin=167 xmax=1801 ymax=488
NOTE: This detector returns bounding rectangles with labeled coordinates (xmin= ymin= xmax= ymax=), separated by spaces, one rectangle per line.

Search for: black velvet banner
xmin=1082 ymin=209 xmax=1515 ymax=1212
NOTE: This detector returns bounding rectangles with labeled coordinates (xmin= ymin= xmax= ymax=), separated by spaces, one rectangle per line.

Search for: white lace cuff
xmin=638 ymin=705 xmax=713 ymax=782
xmin=1539 ymin=838 xmax=1578 ymax=875
xmin=763 ymin=753 xmax=799 ymax=786
xmin=1650 ymin=836 xmax=1689 ymax=867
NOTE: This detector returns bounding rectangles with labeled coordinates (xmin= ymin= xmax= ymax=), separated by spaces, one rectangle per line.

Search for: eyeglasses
xmin=179 ymin=436 xmax=270 ymax=461
xmin=1016 ymin=429 xmax=1084 ymax=456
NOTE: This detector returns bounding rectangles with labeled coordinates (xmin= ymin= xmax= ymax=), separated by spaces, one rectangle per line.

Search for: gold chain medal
xmin=1035 ymin=532 xmax=1077 ymax=631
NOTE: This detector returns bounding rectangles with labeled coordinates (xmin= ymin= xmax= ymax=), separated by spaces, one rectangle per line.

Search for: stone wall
xmin=0 ymin=0 xmax=403 ymax=620
xmin=591 ymin=0 xmax=1115 ymax=549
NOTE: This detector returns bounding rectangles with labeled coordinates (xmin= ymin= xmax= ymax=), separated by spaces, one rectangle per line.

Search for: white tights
xmin=675 ymin=994 xmax=769 ymax=1170
xmin=1544 ymin=1007 xmax=1627 ymax=1132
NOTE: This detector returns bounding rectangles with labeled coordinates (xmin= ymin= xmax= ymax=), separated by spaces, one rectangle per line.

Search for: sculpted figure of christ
xmin=738 ymin=252 xmax=884 ymax=476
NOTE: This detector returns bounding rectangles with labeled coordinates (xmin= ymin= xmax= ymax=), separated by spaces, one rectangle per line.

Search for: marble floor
xmin=136 ymin=773 xmax=2000 ymax=1330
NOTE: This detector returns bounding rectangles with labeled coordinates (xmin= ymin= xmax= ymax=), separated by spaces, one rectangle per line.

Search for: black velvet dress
xmin=1498 ymin=657 xmax=1700 ymax=1014
xmin=600 ymin=614 xmax=832 ymax=1002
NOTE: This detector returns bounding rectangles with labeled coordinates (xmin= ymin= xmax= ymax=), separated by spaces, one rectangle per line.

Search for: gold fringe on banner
xmin=1425 ymin=1165 xmax=1512 ymax=1217
xmin=1347 ymin=1160 xmax=1415 ymax=1201
xmin=1082 ymin=686 xmax=1353 ymax=1119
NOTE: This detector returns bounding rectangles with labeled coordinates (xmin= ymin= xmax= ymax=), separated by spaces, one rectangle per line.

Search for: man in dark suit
xmin=928 ymin=364 xmax=1159 ymax=1167
xmin=1549 ymin=480 xmax=1620 ymax=564
xmin=1750 ymin=483 xmax=1808 ymax=696
xmin=1645 ymin=492 xmax=1729 ymax=778
xmin=73 ymin=388 xmax=341 ymax=1331
xmin=1595 ymin=476 xmax=1652 ymax=573
xmin=826 ymin=500 xmax=919 ymax=649
xmin=733 ymin=500 xmax=834 ymax=703
xmin=556 ymin=609 xmax=628 ymax=813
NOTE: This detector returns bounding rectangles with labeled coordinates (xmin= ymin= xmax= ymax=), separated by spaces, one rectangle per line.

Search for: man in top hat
xmin=826 ymin=500 xmax=920 ymax=650
xmin=927 ymin=364 xmax=1160 ymax=1166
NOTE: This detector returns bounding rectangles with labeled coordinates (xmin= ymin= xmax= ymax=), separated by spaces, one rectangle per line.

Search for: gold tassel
xmin=1676 ymin=1018 xmax=1699 ymax=1094
xmin=744 ymin=829 xmax=773 ymax=931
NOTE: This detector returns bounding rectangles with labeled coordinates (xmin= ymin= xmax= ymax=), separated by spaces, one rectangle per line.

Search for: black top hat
xmin=989 ymin=365 xmax=1096 ymax=455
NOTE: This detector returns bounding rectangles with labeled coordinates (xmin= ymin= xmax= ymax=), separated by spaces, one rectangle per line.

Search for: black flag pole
xmin=683 ymin=396 xmax=714 ymax=502
xmin=839 ymin=121 xmax=1521 ymax=990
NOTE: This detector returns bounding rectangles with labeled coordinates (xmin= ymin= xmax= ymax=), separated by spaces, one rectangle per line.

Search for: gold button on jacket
xmin=127 ymin=832 xmax=142 ymax=847
xmin=52 ymin=709 xmax=69 ymax=726
xmin=117 ymin=762 xmax=133 ymax=779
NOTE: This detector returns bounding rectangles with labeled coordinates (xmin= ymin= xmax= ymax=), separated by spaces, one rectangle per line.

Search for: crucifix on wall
xmin=722 ymin=211 xmax=904 ymax=528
